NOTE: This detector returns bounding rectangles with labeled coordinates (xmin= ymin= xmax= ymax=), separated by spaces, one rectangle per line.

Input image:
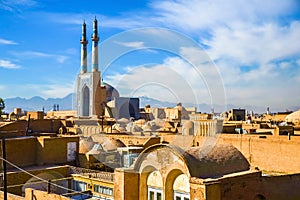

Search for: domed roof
xmin=126 ymin=122 xmax=143 ymax=132
xmin=117 ymin=118 xmax=130 ymax=124
xmin=134 ymin=143 xmax=250 ymax=179
xmin=79 ymin=137 xmax=96 ymax=154
xmin=183 ymin=144 xmax=250 ymax=178
xmin=286 ymin=109 xmax=300 ymax=123
xmin=102 ymin=81 xmax=120 ymax=101
xmin=91 ymin=135 xmax=126 ymax=151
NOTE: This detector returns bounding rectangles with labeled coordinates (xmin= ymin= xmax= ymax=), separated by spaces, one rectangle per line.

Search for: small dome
xmin=286 ymin=109 xmax=300 ymax=123
xmin=117 ymin=118 xmax=130 ymax=124
xmin=91 ymin=135 xmax=126 ymax=151
xmin=126 ymin=122 xmax=143 ymax=132
xmin=183 ymin=144 xmax=250 ymax=178
xmin=142 ymin=121 xmax=160 ymax=131
xmin=101 ymin=139 xmax=126 ymax=151
xmin=134 ymin=119 xmax=146 ymax=126
xmin=102 ymin=81 xmax=120 ymax=101
xmin=79 ymin=137 xmax=96 ymax=154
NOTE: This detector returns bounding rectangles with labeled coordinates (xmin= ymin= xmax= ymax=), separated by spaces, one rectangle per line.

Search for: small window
xmin=72 ymin=180 xmax=87 ymax=192
xmin=149 ymin=191 xmax=155 ymax=200
xmin=94 ymin=184 xmax=113 ymax=196
xmin=148 ymin=187 xmax=163 ymax=200
xmin=174 ymin=191 xmax=190 ymax=200
xmin=157 ymin=192 xmax=162 ymax=200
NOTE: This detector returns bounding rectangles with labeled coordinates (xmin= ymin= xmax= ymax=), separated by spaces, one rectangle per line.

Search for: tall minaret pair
xmin=77 ymin=17 xmax=106 ymax=117
xmin=80 ymin=17 xmax=99 ymax=73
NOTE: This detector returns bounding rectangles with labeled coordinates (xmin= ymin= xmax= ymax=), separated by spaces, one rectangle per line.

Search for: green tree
xmin=0 ymin=98 xmax=5 ymax=115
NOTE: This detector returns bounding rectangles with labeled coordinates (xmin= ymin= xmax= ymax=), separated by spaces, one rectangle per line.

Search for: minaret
xmin=80 ymin=21 xmax=88 ymax=73
xmin=91 ymin=17 xmax=99 ymax=72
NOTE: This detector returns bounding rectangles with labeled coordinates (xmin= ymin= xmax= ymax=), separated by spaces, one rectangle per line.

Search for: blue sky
xmin=0 ymin=0 xmax=300 ymax=111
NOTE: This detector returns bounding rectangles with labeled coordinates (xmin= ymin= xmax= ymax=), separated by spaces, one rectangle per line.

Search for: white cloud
xmin=41 ymin=82 xmax=75 ymax=98
xmin=205 ymin=22 xmax=300 ymax=65
xmin=68 ymin=0 xmax=300 ymax=110
xmin=205 ymin=21 xmax=300 ymax=87
xmin=0 ymin=60 xmax=21 ymax=69
xmin=46 ymin=12 xmax=154 ymax=29
xmin=14 ymin=0 xmax=299 ymax=110
xmin=64 ymin=48 xmax=77 ymax=55
xmin=12 ymin=51 xmax=68 ymax=63
xmin=114 ymin=41 xmax=145 ymax=48
xmin=39 ymin=0 xmax=299 ymax=32
xmin=225 ymin=81 xmax=300 ymax=111
xmin=105 ymin=56 xmax=224 ymax=107
xmin=0 ymin=0 xmax=37 ymax=11
xmin=43 ymin=12 xmax=86 ymax=25
xmin=56 ymin=56 xmax=68 ymax=64
xmin=0 ymin=38 xmax=18 ymax=45
xmin=279 ymin=62 xmax=292 ymax=70
xmin=146 ymin=0 xmax=300 ymax=109
xmin=100 ymin=16 xmax=152 ymax=29
xmin=151 ymin=0 xmax=298 ymax=30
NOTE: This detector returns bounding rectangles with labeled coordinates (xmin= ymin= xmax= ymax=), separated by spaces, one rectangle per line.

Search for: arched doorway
xmin=82 ymin=85 xmax=90 ymax=116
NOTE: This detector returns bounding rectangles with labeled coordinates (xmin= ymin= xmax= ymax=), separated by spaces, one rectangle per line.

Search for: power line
xmin=0 ymin=177 xmax=73 ymax=189
xmin=0 ymin=156 xmax=111 ymax=199
xmin=0 ymin=157 xmax=66 ymax=191
xmin=0 ymin=157 xmax=87 ymax=196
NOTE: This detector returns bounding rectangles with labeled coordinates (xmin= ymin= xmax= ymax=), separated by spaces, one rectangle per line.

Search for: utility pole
xmin=26 ymin=114 xmax=31 ymax=136
xmin=2 ymin=139 xmax=7 ymax=200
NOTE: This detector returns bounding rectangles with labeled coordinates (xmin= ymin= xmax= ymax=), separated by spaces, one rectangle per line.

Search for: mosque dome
xmin=102 ymin=81 xmax=120 ymax=101
xmin=183 ymin=144 xmax=250 ymax=178
xmin=286 ymin=109 xmax=300 ymax=123
xmin=142 ymin=121 xmax=160 ymax=131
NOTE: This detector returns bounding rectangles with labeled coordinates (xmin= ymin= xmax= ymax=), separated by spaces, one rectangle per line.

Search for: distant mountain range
xmin=138 ymin=96 xmax=292 ymax=113
xmin=3 ymin=94 xmax=299 ymax=114
xmin=4 ymin=94 xmax=74 ymax=113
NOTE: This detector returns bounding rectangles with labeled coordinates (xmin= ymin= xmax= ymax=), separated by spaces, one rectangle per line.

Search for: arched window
xmin=82 ymin=85 xmax=90 ymax=116
xmin=173 ymin=174 xmax=190 ymax=200
xmin=147 ymin=171 xmax=163 ymax=200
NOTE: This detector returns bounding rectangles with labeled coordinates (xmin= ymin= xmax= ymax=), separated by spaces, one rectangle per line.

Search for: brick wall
xmin=216 ymin=134 xmax=300 ymax=173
